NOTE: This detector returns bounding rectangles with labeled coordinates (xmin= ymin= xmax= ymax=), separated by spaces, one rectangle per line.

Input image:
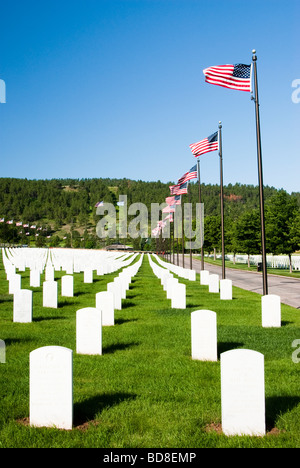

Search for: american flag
xmin=163 ymin=204 xmax=175 ymax=213
xmin=178 ymin=165 xmax=198 ymax=184
xmin=203 ymin=63 xmax=252 ymax=92
xmin=189 ymin=131 xmax=218 ymax=157
xmin=170 ymin=182 xmax=188 ymax=195
xmin=165 ymin=196 xmax=175 ymax=205
xmin=95 ymin=201 xmax=104 ymax=207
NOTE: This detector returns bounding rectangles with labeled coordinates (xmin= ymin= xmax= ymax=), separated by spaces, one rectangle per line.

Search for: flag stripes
xmin=189 ymin=131 xmax=219 ymax=157
xmin=203 ymin=63 xmax=252 ymax=92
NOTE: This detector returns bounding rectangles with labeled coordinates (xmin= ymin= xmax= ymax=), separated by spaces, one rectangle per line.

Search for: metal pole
xmin=182 ymin=195 xmax=185 ymax=267
xmin=197 ymin=157 xmax=204 ymax=271
xmin=172 ymin=219 xmax=174 ymax=264
xmin=188 ymin=182 xmax=192 ymax=269
xmin=252 ymin=49 xmax=268 ymax=296
xmin=219 ymin=121 xmax=225 ymax=280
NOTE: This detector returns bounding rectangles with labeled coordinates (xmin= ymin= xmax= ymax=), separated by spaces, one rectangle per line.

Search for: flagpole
xmin=218 ymin=121 xmax=225 ymax=280
xmin=188 ymin=181 xmax=192 ymax=269
xmin=172 ymin=219 xmax=175 ymax=264
xmin=252 ymin=49 xmax=268 ymax=296
xmin=182 ymin=193 xmax=185 ymax=268
xmin=197 ymin=157 xmax=204 ymax=271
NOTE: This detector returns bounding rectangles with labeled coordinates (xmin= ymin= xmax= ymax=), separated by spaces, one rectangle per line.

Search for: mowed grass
xmin=0 ymin=253 xmax=299 ymax=448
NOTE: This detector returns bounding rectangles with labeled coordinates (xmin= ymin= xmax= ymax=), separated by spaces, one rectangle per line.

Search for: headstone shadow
xmin=265 ymin=395 xmax=300 ymax=431
xmin=73 ymin=392 xmax=137 ymax=427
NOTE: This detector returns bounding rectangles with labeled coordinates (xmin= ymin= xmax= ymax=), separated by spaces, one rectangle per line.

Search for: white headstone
xmin=220 ymin=279 xmax=232 ymax=300
xmin=166 ymin=277 xmax=178 ymax=299
xmin=30 ymin=269 xmax=40 ymax=287
xmin=107 ymin=282 xmax=122 ymax=310
xmin=29 ymin=346 xmax=73 ymax=430
xmin=45 ymin=265 xmax=54 ymax=281
xmin=43 ymin=280 xmax=58 ymax=308
xmin=208 ymin=274 xmax=219 ymax=293
xmin=114 ymin=276 xmax=126 ymax=299
xmin=171 ymin=283 xmax=186 ymax=309
xmin=83 ymin=268 xmax=93 ymax=283
xmin=76 ymin=307 xmax=102 ymax=355
xmin=96 ymin=291 xmax=114 ymax=326
xmin=261 ymin=294 xmax=281 ymax=328
xmin=13 ymin=289 xmax=33 ymax=323
xmin=200 ymin=270 xmax=209 ymax=285
xmin=188 ymin=269 xmax=196 ymax=281
xmin=221 ymin=349 xmax=265 ymax=436
xmin=191 ymin=310 xmax=217 ymax=361
xmin=9 ymin=274 xmax=21 ymax=294
xmin=61 ymin=275 xmax=74 ymax=297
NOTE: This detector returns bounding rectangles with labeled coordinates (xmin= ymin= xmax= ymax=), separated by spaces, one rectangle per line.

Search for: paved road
xmin=177 ymin=256 xmax=300 ymax=309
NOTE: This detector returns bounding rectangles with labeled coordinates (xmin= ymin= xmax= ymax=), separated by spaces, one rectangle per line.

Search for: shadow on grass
xmin=102 ymin=341 xmax=140 ymax=354
xmin=74 ymin=392 xmax=137 ymax=427
xmin=33 ymin=316 xmax=67 ymax=322
xmin=115 ymin=318 xmax=138 ymax=325
xmin=266 ymin=395 xmax=300 ymax=431
xmin=122 ymin=301 xmax=136 ymax=309
xmin=217 ymin=342 xmax=244 ymax=358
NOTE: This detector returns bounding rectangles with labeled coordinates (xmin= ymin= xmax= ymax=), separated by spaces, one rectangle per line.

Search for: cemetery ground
xmin=0 ymin=254 xmax=300 ymax=448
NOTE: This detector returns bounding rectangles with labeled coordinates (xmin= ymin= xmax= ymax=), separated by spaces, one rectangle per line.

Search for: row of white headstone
xmin=2 ymin=249 xmax=280 ymax=435
xmin=29 ymin=254 xmax=144 ymax=430
xmin=191 ymin=309 xmax=265 ymax=436
xmin=200 ymin=268 xmax=281 ymax=327
xmin=3 ymin=247 xmax=137 ymax=276
xmin=149 ymin=255 xmax=280 ymax=436
xmin=1 ymin=247 xmax=141 ymax=323
xmin=148 ymin=254 xmax=186 ymax=308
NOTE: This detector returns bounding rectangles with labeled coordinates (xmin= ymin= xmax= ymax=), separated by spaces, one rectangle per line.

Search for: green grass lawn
xmin=0 ymin=253 xmax=299 ymax=448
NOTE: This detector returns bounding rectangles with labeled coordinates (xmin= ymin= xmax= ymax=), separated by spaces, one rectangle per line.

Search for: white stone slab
xmin=45 ymin=265 xmax=54 ymax=281
xmin=83 ymin=268 xmax=93 ymax=283
xmin=76 ymin=307 xmax=102 ymax=355
xmin=13 ymin=289 xmax=33 ymax=323
xmin=9 ymin=274 xmax=21 ymax=294
xmin=96 ymin=291 xmax=114 ymax=326
xmin=208 ymin=274 xmax=219 ymax=293
xmin=30 ymin=269 xmax=40 ymax=287
xmin=221 ymin=349 xmax=265 ymax=436
xmin=191 ymin=310 xmax=217 ymax=361
xmin=171 ymin=283 xmax=186 ymax=309
xmin=262 ymin=294 xmax=281 ymax=328
xmin=29 ymin=346 xmax=73 ymax=430
xmin=43 ymin=280 xmax=58 ymax=308
xmin=107 ymin=282 xmax=122 ymax=310
xmin=166 ymin=277 xmax=178 ymax=299
xmin=220 ymin=279 xmax=232 ymax=300
xmin=200 ymin=270 xmax=209 ymax=285
xmin=61 ymin=275 xmax=74 ymax=297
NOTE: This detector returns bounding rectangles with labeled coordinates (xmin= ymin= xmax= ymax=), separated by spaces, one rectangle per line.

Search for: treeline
xmin=0 ymin=178 xmax=299 ymax=258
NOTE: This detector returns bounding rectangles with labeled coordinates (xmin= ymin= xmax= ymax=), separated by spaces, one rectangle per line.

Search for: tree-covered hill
xmin=0 ymin=177 xmax=299 ymax=255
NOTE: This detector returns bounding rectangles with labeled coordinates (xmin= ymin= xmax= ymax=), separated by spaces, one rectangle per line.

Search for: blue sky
xmin=0 ymin=0 xmax=299 ymax=193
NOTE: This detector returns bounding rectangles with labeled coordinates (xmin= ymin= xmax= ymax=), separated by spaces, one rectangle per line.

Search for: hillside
xmin=0 ymin=178 xmax=299 ymax=253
